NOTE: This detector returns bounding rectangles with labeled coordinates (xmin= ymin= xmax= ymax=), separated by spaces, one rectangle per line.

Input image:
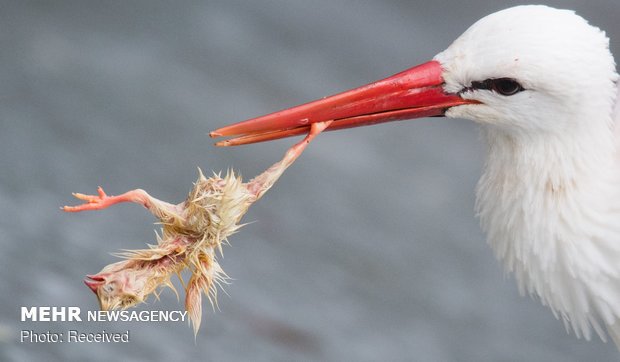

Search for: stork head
xmin=210 ymin=5 xmax=618 ymax=145
xmin=438 ymin=5 xmax=617 ymax=135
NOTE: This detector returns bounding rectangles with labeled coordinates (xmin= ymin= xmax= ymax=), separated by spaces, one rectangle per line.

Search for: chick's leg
xmin=247 ymin=120 xmax=332 ymax=199
xmin=63 ymin=186 xmax=184 ymax=224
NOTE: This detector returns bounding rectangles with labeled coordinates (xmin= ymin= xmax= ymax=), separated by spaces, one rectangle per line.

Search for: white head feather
xmin=436 ymin=5 xmax=620 ymax=344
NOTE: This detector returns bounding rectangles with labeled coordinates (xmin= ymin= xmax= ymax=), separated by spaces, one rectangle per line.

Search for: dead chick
xmin=63 ymin=121 xmax=331 ymax=334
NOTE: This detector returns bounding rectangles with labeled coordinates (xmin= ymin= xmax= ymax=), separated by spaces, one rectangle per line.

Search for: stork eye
xmin=468 ymin=78 xmax=524 ymax=96
xmin=491 ymin=78 xmax=524 ymax=96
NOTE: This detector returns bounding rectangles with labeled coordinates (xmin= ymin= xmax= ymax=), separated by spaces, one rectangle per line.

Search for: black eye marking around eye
xmin=461 ymin=78 xmax=525 ymax=96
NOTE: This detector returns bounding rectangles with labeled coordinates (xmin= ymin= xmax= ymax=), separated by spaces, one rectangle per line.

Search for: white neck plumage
xmin=475 ymin=107 xmax=620 ymax=343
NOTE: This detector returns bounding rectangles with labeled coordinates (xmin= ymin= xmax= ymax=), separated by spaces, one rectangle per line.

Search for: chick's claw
xmin=63 ymin=187 xmax=141 ymax=212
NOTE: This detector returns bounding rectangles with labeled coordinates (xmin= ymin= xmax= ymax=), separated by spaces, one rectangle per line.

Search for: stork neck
xmin=481 ymin=123 xmax=617 ymax=193
xmin=475 ymin=116 xmax=620 ymax=342
xmin=475 ymin=121 xmax=620 ymax=274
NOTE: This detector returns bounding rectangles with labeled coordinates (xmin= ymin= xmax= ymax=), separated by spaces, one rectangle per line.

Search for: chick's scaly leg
xmin=247 ymin=120 xmax=332 ymax=199
xmin=63 ymin=186 xmax=184 ymax=224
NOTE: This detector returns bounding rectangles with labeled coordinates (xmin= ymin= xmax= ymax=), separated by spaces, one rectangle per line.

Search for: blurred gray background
xmin=1 ymin=1 xmax=619 ymax=361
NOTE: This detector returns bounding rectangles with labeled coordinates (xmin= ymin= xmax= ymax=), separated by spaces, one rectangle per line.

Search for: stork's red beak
xmin=210 ymin=60 xmax=476 ymax=146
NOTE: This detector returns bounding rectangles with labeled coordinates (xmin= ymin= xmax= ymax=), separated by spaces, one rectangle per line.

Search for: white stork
xmin=210 ymin=5 xmax=620 ymax=346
